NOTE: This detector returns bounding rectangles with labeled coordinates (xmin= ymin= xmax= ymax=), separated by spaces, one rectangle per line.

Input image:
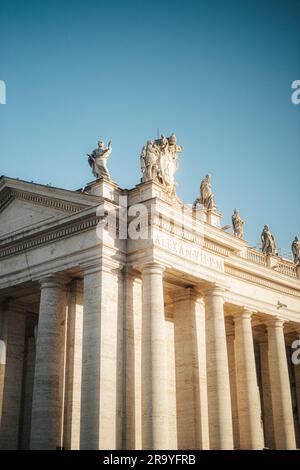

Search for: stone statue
xmin=291 ymin=236 xmax=300 ymax=264
xmin=140 ymin=140 xmax=160 ymax=182
xmin=261 ymin=225 xmax=276 ymax=255
xmin=194 ymin=174 xmax=216 ymax=210
xmin=87 ymin=139 xmax=112 ymax=179
xmin=140 ymin=133 xmax=182 ymax=194
xmin=232 ymin=208 xmax=244 ymax=238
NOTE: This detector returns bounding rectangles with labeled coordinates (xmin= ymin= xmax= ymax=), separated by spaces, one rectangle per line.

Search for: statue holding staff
xmin=232 ymin=208 xmax=244 ymax=239
xmin=87 ymin=139 xmax=112 ymax=179
xmin=291 ymin=236 xmax=300 ymax=264
xmin=261 ymin=225 xmax=276 ymax=255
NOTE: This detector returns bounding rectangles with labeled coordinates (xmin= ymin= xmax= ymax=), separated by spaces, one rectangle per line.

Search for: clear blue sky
xmin=0 ymin=0 xmax=299 ymax=251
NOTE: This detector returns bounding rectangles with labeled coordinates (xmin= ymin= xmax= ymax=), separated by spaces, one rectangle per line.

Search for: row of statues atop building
xmin=261 ymin=229 xmax=300 ymax=266
xmin=86 ymin=135 xmax=299 ymax=265
xmin=193 ymin=174 xmax=299 ymax=264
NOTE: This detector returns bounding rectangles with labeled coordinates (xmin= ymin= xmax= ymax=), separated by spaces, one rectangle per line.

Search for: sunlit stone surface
xmin=0 ymin=147 xmax=299 ymax=449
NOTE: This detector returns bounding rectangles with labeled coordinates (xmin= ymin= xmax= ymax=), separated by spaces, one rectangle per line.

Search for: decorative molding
xmin=225 ymin=266 xmax=300 ymax=298
xmin=239 ymin=247 xmax=297 ymax=278
xmin=0 ymin=187 xmax=13 ymax=213
xmin=203 ymin=239 xmax=229 ymax=257
xmin=0 ymin=215 xmax=100 ymax=259
xmin=0 ymin=187 xmax=89 ymax=215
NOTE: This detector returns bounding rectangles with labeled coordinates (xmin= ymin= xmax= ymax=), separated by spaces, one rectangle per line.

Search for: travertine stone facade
xmin=0 ymin=174 xmax=299 ymax=450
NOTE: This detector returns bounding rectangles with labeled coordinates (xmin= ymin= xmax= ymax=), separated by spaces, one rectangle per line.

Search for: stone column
xmin=204 ymin=284 xmax=233 ymax=449
xmin=165 ymin=312 xmax=178 ymax=450
xmin=141 ymin=263 xmax=168 ymax=450
xmin=64 ymin=280 xmax=83 ymax=450
xmin=123 ymin=269 xmax=142 ymax=450
xmin=292 ymin=329 xmax=300 ymax=445
xmin=259 ymin=340 xmax=275 ymax=449
xmin=226 ymin=328 xmax=240 ymax=449
xmin=233 ymin=310 xmax=264 ymax=449
xmin=30 ymin=276 xmax=66 ymax=450
xmin=173 ymin=289 xmax=197 ymax=449
xmin=0 ymin=302 xmax=7 ymax=427
xmin=266 ymin=318 xmax=296 ymax=449
xmin=80 ymin=263 xmax=123 ymax=450
xmin=194 ymin=298 xmax=210 ymax=450
xmin=20 ymin=332 xmax=36 ymax=449
xmin=173 ymin=289 xmax=208 ymax=449
xmin=0 ymin=301 xmax=26 ymax=450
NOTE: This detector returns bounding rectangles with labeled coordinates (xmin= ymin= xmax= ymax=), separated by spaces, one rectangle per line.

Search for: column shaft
xmin=141 ymin=264 xmax=168 ymax=450
xmin=123 ymin=270 xmax=142 ymax=450
xmin=204 ymin=285 xmax=233 ymax=449
xmin=173 ymin=291 xmax=208 ymax=449
xmin=80 ymin=265 xmax=123 ymax=450
xmin=0 ymin=303 xmax=7 ymax=428
xmin=259 ymin=341 xmax=275 ymax=449
xmin=30 ymin=276 xmax=66 ymax=449
xmin=234 ymin=311 xmax=264 ymax=449
xmin=0 ymin=302 xmax=26 ymax=449
xmin=267 ymin=318 xmax=296 ymax=449
xmin=294 ymin=332 xmax=300 ymax=445
xmin=173 ymin=292 xmax=197 ymax=449
xmin=64 ymin=280 xmax=83 ymax=450
xmin=20 ymin=333 xmax=36 ymax=449
xmin=226 ymin=332 xmax=240 ymax=449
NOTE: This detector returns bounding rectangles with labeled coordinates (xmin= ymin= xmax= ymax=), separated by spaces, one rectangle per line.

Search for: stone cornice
xmin=149 ymin=202 xmax=298 ymax=284
xmin=0 ymin=187 xmax=89 ymax=215
xmin=0 ymin=176 xmax=298 ymax=302
xmin=0 ymin=209 xmax=100 ymax=260
xmin=225 ymin=266 xmax=300 ymax=298
xmin=225 ymin=253 xmax=299 ymax=289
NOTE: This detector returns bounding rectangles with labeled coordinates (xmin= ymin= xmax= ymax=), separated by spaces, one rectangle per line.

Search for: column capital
xmin=68 ymin=278 xmax=84 ymax=294
xmin=122 ymin=265 xmax=141 ymax=281
xmin=265 ymin=316 xmax=286 ymax=329
xmin=202 ymin=282 xmax=225 ymax=297
xmin=141 ymin=262 xmax=165 ymax=275
xmin=172 ymin=287 xmax=203 ymax=305
xmin=232 ymin=308 xmax=254 ymax=322
xmin=80 ymin=258 xmax=124 ymax=276
xmin=39 ymin=274 xmax=68 ymax=290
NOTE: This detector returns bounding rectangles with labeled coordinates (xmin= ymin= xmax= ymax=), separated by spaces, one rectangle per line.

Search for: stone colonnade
xmin=0 ymin=262 xmax=299 ymax=450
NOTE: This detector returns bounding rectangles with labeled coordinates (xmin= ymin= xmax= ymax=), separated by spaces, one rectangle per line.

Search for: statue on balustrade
xmin=291 ymin=236 xmax=300 ymax=265
xmin=87 ymin=139 xmax=112 ymax=179
xmin=232 ymin=208 xmax=244 ymax=239
xmin=261 ymin=225 xmax=276 ymax=255
xmin=140 ymin=133 xmax=183 ymax=195
xmin=193 ymin=174 xmax=216 ymax=211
